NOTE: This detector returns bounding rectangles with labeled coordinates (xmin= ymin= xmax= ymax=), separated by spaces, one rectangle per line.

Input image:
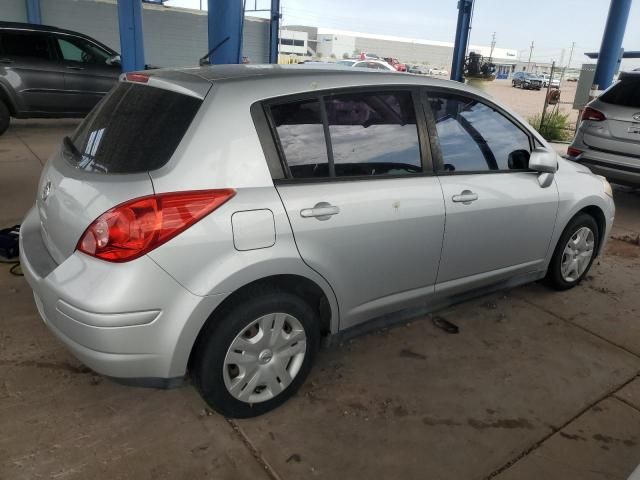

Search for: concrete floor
xmin=1 ymin=120 xmax=639 ymax=480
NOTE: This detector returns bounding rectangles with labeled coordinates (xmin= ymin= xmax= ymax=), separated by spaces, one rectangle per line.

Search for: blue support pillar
xmin=25 ymin=0 xmax=42 ymax=24
xmin=117 ymin=0 xmax=145 ymax=72
xmin=593 ymin=0 xmax=632 ymax=91
xmin=269 ymin=0 xmax=280 ymax=64
xmin=450 ymin=0 xmax=473 ymax=82
xmin=207 ymin=0 xmax=244 ymax=65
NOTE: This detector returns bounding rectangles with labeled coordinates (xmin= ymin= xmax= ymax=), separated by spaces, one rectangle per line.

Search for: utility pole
xmin=526 ymin=41 xmax=534 ymax=72
xmin=489 ymin=31 xmax=496 ymax=62
xmin=560 ymin=41 xmax=575 ymax=82
xmin=566 ymin=41 xmax=576 ymax=69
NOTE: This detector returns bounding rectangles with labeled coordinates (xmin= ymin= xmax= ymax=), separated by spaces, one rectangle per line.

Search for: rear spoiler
xmin=120 ymin=69 xmax=212 ymax=99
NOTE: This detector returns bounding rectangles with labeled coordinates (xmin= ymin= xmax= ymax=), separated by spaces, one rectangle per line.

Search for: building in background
xmin=287 ymin=26 xmax=518 ymax=69
xmin=279 ymin=29 xmax=308 ymax=56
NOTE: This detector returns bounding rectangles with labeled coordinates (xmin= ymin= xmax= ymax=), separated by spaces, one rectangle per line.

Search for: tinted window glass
xmin=270 ymin=99 xmax=329 ymax=178
xmin=429 ymin=94 xmax=530 ymax=172
xmin=57 ymin=36 xmax=111 ymax=64
xmin=1 ymin=31 xmax=54 ymax=60
xmin=600 ymin=78 xmax=640 ymax=108
xmin=325 ymin=91 xmax=421 ymax=176
xmin=68 ymin=83 xmax=202 ymax=173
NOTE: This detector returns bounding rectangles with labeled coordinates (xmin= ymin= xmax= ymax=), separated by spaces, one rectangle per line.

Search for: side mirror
xmin=529 ymin=148 xmax=557 ymax=188
xmin=106 ymin=54 xmax=121 ymax=66
xmin=529 ymin=148 xmax=558 ymax=174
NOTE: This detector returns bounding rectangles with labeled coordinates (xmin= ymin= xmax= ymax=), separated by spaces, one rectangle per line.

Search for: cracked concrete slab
xmin=235 ymin=295 xmax=640 ymax=480
xmin=0 ymin=347 xmax=272 ymax=480
xmin=494 ymin=397 xmax=640 ymax=480
xmin=615 ymin=378 xmax=640 ymax=411
xmin=514 ymin=240 xmax=640 ymax=356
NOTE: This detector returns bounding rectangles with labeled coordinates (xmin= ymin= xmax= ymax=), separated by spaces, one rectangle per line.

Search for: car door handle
xmin=300 ymin=202 xmax=340 ymax=220
xmin=66 ymin=65 xmax=84 ymax=70
xmin=452 ymin=190 xmax=478 ymax=204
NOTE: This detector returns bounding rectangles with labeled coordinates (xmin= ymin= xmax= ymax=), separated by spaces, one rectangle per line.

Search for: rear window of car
xmin=600 ymin=78 xmax=640 ymax=108
xmin=67 ymin=82 xmax=202 ymax=173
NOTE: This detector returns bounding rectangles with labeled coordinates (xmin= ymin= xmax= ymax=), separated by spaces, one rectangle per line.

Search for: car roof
xmin=158 ymin=64 xmax=444 ymax=84
xmin=0 ymin=21 xmax=118 ymax=54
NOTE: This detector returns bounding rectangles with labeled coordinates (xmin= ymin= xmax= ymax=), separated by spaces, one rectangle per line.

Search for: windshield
xmin=337 ymin=60 xmax=355 ymax=66
xmin=66 ymin=83 xmax=202 ymax=173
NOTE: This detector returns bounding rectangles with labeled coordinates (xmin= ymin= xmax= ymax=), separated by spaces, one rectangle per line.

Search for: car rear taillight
xmin=567 ymin=147 xmax=583 ymax=158
xmin=77 ymin=189 xmax=235 ymax=262
xmin=125 ymin=72 xmax=150 ymax=83
xmin=582 ymin=107 xmax=606 ymax=122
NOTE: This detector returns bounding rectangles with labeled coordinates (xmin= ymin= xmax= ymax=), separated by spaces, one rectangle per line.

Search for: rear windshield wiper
xmin=63 ymin=136 xmax=82 ymax=161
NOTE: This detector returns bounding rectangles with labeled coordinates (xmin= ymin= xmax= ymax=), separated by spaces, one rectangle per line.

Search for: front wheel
xmin=545 ymin=213 xmax=599 ymax=290
xmin=192 ymin=289 xmax=320 ymax=418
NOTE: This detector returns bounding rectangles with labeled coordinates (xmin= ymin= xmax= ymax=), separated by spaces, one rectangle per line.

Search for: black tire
xmin=0 ymin=101 xmax=10 ymax=136
xmin=192 ymin=288 xmax=320 ymax=418
xmin=545 ymin=213 xmax=600 ymax=290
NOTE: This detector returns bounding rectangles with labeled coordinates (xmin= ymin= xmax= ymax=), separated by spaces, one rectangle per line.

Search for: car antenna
xmin=199 ymin=36 xmax=230 ymax=66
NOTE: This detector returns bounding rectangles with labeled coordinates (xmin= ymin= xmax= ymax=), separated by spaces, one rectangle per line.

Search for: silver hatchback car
xmin=21 ymin=65 xmax=614 ymax=417
xmin=568 ymin=71 xmax=640 ymax=186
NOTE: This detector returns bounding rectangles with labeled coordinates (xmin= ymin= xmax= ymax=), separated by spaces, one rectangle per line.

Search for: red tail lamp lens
xmin=77 ymin=189 xmax=235 ymax=262
xmin=125 ymin=72 xmax=150 ymax=83
xmin=567 ymin=147 xmax=583 ymax=158
xmin=581 ymin=107 xmax=605 ymax=122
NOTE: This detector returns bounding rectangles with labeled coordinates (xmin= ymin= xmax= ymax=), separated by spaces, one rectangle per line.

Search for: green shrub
xmin=528 ymin=110 xmax=574 ymax=142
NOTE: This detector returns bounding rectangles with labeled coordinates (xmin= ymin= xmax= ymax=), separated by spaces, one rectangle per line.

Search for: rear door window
xmin=325 ymin=91 xmax=421 ymax=176
xmin=600 ymin=78 xmax=640 ymax=108
xmin=0 ymin=31 xmax=55 ymax=60
xmin=68 ymin=82 xmax=202 ymax=173
xmin=269 ymin=99 xmax=329 ymax=178
xmin=269 ymin=90 xmax=423 ymax=179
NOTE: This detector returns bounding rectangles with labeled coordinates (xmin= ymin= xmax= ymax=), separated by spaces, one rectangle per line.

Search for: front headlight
xmin=600 ymin=176 xmax=613 ymax=197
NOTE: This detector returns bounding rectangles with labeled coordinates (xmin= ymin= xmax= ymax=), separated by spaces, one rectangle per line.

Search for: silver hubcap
xmin=561 ymin=226 xmax=595 ymax=282
xmin=223 ymin=313 xmax=306 ymax=404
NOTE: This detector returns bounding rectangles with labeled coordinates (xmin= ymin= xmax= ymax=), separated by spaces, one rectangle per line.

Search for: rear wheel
xmin=192 ymin=289 xmax=320 ymax=418
xmin=0 ymin=101 xmax=10 ymax=136
xmin=545 ymin=213 xmax=599 ymax=290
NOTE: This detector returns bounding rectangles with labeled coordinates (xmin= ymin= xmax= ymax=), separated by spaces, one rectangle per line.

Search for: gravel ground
xmin=472 ymin=78 xmax=580 ymax=128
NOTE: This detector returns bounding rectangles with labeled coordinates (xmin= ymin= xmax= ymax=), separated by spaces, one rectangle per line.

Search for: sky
xmin=166 ymin=0 xmax=640 ymax=69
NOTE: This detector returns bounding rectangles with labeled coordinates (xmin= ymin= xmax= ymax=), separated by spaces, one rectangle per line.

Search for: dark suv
xmin=0 ymin=22 xmax=121 ymax=135
xmin=512 ymin=71 xmax=542 ymax=90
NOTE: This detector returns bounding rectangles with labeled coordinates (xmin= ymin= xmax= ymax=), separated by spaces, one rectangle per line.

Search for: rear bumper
xmin=579 ymin=159 xmax=640 ymax=187
xmin=19 ymin=206 xmax=225 ymax=380
xmin=569 ymin=141 xmax=640 ymax=187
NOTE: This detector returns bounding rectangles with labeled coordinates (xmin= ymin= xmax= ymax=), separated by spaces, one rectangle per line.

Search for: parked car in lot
xmin=568 ymin=71 xmax=640 ymax=186
xmin=512 ymin=71 xmax=543 ymax=90
xmin=407 ymin=64 xmax=429 ymax=75
xmin=429 ymin=67 xmax=449 ymax=76
xmin=383 ymin=57 xmax=407 ymax=72
xmin=541 ymin=74 xmax=560 ymax=88
xmin=0 ymin=22 xmax=122 ymax=135
xmin=336 ymin=59 xmax=398 ymax=71
xmin=21 ymin=65 xmax=614 ymax=417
